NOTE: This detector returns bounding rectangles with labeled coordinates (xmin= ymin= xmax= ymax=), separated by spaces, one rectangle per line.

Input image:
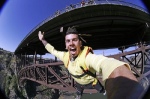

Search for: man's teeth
xmin=70 ymin=48 xmax=76 ymax=51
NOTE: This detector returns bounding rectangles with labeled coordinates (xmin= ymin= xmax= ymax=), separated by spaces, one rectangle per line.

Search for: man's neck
xmin=70 ymin=56 xmax=77 ymax=61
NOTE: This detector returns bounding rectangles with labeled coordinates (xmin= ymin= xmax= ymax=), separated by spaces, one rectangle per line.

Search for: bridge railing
xmin=18 ymin=61 xmax=77 ymax=91
xmin=18 ymin=61 xmax=102 ymax=93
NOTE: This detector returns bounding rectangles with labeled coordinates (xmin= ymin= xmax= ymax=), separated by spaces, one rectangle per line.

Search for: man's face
xmin=65 ymin=34 xmax=82 ymax=57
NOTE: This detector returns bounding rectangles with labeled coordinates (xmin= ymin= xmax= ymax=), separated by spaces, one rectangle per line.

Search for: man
xmin=38 ymin=26 xmax=144 ymax=99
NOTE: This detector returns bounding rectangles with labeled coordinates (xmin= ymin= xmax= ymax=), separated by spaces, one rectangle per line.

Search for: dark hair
xmin=63 ymin=26 xmax=87 ymax=43
xmin=66 ymin=26 xmax=78 ymax=35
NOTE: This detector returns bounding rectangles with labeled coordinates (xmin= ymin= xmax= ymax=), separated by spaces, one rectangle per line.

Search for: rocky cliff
xmin=0 ymin=48 xmax=60 ymax=99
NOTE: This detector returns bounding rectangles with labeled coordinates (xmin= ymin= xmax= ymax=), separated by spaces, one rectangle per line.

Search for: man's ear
xmin=80 ymin=40 xmax=82 ymax=47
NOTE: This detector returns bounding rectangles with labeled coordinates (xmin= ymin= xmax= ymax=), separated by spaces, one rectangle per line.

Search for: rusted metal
xmin=108 ymin=45 xmax=150 ymax=76
xmin=18 ymin=45 xmax=150 ymax=93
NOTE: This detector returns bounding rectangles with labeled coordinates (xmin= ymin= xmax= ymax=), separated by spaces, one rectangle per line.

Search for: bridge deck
xmin=15 ymin=0 xmax=150 ymax=55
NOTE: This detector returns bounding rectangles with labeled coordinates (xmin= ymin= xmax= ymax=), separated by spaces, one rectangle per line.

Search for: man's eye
xmin=66 ymin=40 xmax=70 ymax=43
xmin=73 ymin=39 xmax=78 ymax=41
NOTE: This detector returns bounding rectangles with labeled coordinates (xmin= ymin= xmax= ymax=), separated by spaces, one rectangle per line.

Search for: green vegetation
xmin=5 ymin=75 xmax=11 ymax=97
xmin=0 ymin=48 xmax=63 ymax=98
xmin=0 ymin=49 xmax=26 ymax=98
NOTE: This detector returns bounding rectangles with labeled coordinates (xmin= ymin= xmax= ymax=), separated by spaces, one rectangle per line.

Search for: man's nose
xmin=69 ymin=40 xmax=73 ymax=45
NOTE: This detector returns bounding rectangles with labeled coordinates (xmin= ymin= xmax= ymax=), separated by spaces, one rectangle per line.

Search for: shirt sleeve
xmin=85 ymin=53 xmax=131 ymax=81
xmin=45 ymin=43 xmax=65 ymax=61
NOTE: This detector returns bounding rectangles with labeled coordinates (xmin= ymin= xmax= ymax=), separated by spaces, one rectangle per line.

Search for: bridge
xmin=15 ymin=0 xmax=150 ymax=96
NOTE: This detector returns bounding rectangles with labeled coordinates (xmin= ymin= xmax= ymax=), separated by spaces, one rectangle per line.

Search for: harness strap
xmin=63 ymin=46 xmax=98 ymax=85
xmin=80 ymin=66 xmax=96 ymax=78
xmin=80 ymin=66 xmax=98 ymax=85
xmin=68 ymin=66 xmax=96 ymax=79
xmin=70 ymin=72 xmax=87 ymax=78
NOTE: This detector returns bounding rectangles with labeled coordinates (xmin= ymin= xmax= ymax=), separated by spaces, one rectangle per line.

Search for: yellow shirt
xmin=45 ymin=43 xmax=131 ymax=85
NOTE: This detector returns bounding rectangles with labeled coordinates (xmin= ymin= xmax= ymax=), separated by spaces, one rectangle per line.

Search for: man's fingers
xmin=38 ymin=31 xmax=45 ymax=41
xmin=38 ymin=31 xmax=41 ymax=36
xmin=38 ymin=31 xmax=44 ymax=35
xmin=38 ymin=31 xmax=45 ymax=36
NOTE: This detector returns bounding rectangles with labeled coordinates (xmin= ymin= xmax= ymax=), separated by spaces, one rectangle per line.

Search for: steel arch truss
xmin=18 ymin=45 xmax=150 ymax=93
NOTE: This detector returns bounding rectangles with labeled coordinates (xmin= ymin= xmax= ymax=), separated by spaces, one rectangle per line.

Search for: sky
xmin=0 ymin=0 xmax=148 ymax=56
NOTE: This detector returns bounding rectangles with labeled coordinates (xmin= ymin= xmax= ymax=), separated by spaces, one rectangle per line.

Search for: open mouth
xmin=69 ymin=48 xmax=77 ymax=55
xmin=69 ymin=47 xmax=78 ymax=57
xmin=70 ymin=48 xmax=76 ymax=52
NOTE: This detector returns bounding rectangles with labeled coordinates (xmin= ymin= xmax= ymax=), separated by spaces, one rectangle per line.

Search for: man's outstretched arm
xmin=105 ymin=65 xmax=144 ymax=99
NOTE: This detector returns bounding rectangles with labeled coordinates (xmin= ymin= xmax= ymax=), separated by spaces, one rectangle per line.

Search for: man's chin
xmin=69 ymin=51 xmax=78 ymax=56
xmin=70 ymin=53 xmax=77 ymax=57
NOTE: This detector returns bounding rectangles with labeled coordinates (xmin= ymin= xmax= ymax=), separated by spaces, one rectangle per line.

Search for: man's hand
xmin=38 ymin=31 xmax=47 ymax=46
xmin=38 ymin=31 xmax=44 ymax=41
